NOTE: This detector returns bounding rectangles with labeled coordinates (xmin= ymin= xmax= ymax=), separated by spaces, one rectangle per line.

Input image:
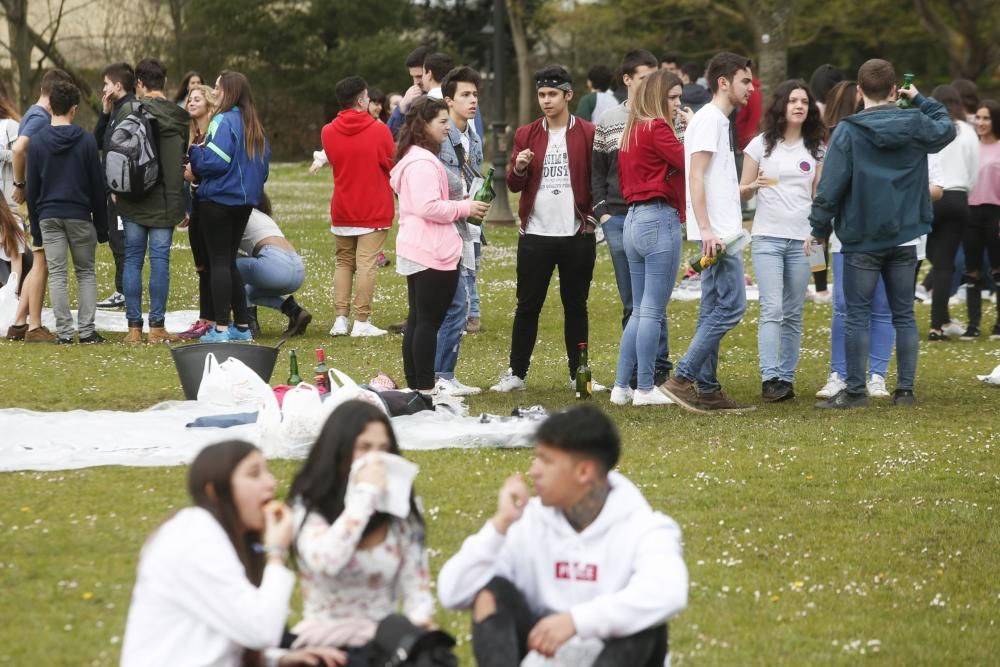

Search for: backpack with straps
xmin=104 ymin=101 xmax=161 ymax=200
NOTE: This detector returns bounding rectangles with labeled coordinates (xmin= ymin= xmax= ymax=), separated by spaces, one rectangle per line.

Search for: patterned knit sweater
xmin=591 ymin=103 xmax=629 ymax=218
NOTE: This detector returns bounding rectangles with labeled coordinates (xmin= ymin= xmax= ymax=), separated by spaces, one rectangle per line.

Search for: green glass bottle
xmin=313 ymin=348 xmax=329 ymax=393
xmin=575 ymin=342 xmax=592 ymax=400
xmin=287 ymin=349 xmax=302 ymax=385
xmin=467 ymin=167 xmax=496 ymax=226
xmin=896 ymin=73 xmax=915 ymax=109
xmin=689 ymin=246 xmax=725 ymax=273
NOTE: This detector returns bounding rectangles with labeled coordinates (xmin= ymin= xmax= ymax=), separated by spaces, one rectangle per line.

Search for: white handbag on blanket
xmin=196 ymin=353 xmax=274 ymax=406
xmin=0 ymin=271 xmax=18 ymax=336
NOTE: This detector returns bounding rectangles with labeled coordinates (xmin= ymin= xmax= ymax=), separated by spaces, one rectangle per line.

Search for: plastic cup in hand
xmin=808 ymin=241 xmax=826 ymax=272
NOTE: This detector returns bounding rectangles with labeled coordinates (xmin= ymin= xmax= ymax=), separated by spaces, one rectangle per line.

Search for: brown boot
xmin=123 ymin=327 xmax=145 ymax=344
xmin=148 ymin=327 xmax=180 ymax=344
xmin=5 ymin=323 xmax=28 ymax=340
xmin=25 ymin=325 xmax=57 ymax=343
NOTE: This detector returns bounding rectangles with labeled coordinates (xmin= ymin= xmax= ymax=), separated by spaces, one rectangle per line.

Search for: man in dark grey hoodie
xmin=26 ymin=80 xmax=108 ymax=344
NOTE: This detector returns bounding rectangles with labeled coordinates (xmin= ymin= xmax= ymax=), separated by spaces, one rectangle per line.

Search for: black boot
xmin=280 ymin=296 xmax=311 ymax=337
xmin=247 ymin=306 xmax=262 ymax=339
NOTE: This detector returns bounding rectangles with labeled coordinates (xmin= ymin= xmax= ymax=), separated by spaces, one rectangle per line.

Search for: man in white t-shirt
xmin=660 ymin=53 xmax=756 ymax=414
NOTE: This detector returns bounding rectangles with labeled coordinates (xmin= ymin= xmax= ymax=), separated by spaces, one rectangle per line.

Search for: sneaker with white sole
xmin=329 ymin=315 xmax=349 ymax=336
xmin=632 ymin=388 xmax=674 ymax=406
xmin=96 ymin=291 xmax=125 ymax=309
xmin=816 ymin=372 xmax=846 ymax=398
xmin=568 ymin=378 xmax=607 ymax=392
xmin=914 ymin=285 xmax=930 ymax=302
xmin=941 ymin=320 xmax=965 ymax=338
xmin=490 ymin=368 xmax=526 ymax=392
xmin=866 ymin=373 xmax=890 ymax=398
xmin=351 ymin=320 xmax=387 ymax=337
xmin=609 ymin=385 xmax=634 ymax=406
xmin=434 ymin=376 xmax=482 ymax=397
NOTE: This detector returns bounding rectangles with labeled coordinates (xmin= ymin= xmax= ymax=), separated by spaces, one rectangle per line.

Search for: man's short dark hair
xmin=706 ymin=52 xmax=752 ymax=93
xmin=39 ymin=69 xmax=73 ymax=97
xmin=441 ymin=66 xmax=481 ymax=100
xmin=534 ymin=405 xmax=620 ymax=472
xmin=534 ymin=65 xmax=573 ymax=92
xmin=102 ymin=63 xmax=135 ymax=94
xmin=49 ymin=80 xmax=80 ymax=116
xmin=621 ymin=50 xmax=658 ymax=78
xmin=681 ymin=62 xmax=702 ymax=83
xmin=423 ymin=53 xmax=454 ymax=84
xmin=335 ymin=76 xmax=368 ymax=110
xmin=587 ymin=65 xmax=613 ymax=91
xmin=858 ymin=58 xmax=896 ymax=102
xmin=135 ymin=58 xmax=167 ymax=92
xmin=405 ymin=45 xmax=432 ymax=69
xmin=660 ymin=52 xmax=681 ymax=67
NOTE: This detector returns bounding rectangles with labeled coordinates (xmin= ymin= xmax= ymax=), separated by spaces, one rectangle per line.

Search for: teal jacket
xmin=809 ymin=94 xmax=955 ymax=252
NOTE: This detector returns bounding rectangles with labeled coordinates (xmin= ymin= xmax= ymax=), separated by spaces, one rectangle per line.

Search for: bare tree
xmin=505 ymin=0 xmax=533 ymax=126
xmin=1 ymin=0 xmax=34 ymax=108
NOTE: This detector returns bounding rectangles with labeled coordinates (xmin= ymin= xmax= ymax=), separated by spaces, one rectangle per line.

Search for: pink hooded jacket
xmin=390 ymin=146 xmax=471 ymax=271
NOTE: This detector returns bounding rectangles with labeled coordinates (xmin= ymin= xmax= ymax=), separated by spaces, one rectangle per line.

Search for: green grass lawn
xmin=1 ymin=163 xmax=998 ymax=666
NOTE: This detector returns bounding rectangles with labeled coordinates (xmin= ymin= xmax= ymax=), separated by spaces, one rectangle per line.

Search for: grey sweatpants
xmin=40 ymin=218 xmax=97 ymax=339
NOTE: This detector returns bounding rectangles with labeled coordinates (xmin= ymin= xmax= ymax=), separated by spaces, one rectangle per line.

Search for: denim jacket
xmin=438 ymin=120 xmax=485 ymax=268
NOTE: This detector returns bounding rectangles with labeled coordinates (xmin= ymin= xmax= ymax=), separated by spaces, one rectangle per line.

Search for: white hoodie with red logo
xmin=437 ymin=471 xmax=688 ymax=639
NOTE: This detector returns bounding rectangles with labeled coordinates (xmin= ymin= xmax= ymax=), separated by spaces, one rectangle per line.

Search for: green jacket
xmin=115 ymin=96 xmax=190 ymax=228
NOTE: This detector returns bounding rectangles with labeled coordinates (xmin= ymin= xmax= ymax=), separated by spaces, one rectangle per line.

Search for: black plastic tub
xmin=170 ymin=341 xmax=283 ymax=400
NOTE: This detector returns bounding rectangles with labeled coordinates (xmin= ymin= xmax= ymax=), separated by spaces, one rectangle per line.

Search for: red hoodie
xmin=735 ymin=78 xmax=762 ymax=151
xmin=321 ymin=110 xmax=395 ymax=228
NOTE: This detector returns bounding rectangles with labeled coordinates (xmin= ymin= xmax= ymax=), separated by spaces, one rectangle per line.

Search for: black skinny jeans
xmin=510 ymin=233 xmax=596 ymax=380
xmin=199 ymin=201 xmax=252 ymax=327
xmin=927 ymin=190 xmax=969 ymax=329
xmin=403 ymin=266 xmax=460 ymax=390
xmin=187 ymin=197 xmax=213 ymax=321
xmin=963 ymin=203 xmax=1000 ymax=328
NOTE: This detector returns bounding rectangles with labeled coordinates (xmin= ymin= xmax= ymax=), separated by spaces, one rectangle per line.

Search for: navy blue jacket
xmin=189 ymin=107 xmax=270 ymax=207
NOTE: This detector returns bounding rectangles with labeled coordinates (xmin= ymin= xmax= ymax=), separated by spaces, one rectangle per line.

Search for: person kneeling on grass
xmin=437 ymin=404 xmax=688 ymax=667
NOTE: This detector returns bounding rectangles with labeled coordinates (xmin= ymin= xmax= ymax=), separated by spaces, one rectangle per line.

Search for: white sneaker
xmin=609 ymin=385 xmax=634 ymax=406
xmin=941 ymin=320 xmax=964 ymax=338
xmin=568 ymin=378 xmax=608 ymax=392
xmin=914 ymin=285 xmax=930 ymax=302
xmin=867 ymin=373 xmax=890 ymax=398
xmin=816 ymin=372 xmax=846 ymax=398
xmin=351 ymin=320 xmax=387 ymax=337
xmin=632 ymin=388 xmax=674 ymax=406
xmin=434 ymin=376 xmax=482 ymax=397
xmin=490 ymin=368 xmax=526 ymax=393
xmin=329 ymin=315 xmax=349 ymax=336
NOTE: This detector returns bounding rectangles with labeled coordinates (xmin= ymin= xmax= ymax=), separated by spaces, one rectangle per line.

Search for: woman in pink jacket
xmin=390 ymin=98 xmax=490 ymax=393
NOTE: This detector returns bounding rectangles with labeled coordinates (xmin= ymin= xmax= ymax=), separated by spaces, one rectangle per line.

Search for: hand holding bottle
xmin=469 ymin=200 xmax=491 ymax=220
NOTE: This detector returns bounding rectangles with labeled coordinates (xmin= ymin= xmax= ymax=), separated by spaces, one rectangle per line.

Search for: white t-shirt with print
xmin=685 ymin=103 xmax=742 ymax=241
xmin=526 ymin=127 xmax=578 ymax=237
xmin=745 ymin=134 xmax=823 ymax=241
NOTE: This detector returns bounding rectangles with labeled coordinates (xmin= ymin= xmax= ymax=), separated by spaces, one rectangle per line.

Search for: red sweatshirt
xmin=617 ymin=119 xmax=685 ymax=220
xmin=735 ymin=79 xmax=762 ymax=151
xmin=507 ymin=115 xmax=594 ymax=232
xmin=321 ymin=110 xmax=395 ymax=228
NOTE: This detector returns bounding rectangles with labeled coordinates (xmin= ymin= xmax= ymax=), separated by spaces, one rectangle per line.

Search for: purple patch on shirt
xmin=799 ymin=161 xmax=812 ymax=173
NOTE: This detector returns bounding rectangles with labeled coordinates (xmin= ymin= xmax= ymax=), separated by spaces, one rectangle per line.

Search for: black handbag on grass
xmin=369 ymin=614 xmax=458 ymax=667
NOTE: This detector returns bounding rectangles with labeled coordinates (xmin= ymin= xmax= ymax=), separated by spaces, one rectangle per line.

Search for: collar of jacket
xmin=542 ymin=115 xmax=577 ymax=132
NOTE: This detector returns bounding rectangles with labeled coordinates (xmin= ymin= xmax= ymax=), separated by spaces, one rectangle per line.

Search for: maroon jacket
xmin=507 ymin=115 xmax=595 ymax=233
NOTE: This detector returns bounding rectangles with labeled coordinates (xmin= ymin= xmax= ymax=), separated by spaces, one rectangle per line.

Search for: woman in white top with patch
xmin=740 ymin=79 xmax=826 ymax=402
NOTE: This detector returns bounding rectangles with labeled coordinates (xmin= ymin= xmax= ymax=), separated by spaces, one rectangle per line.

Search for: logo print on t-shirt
xmin=555 ymin=561 xmax=599 ymax=582
xmin=799 ymin=160 xmax=812 ymax=173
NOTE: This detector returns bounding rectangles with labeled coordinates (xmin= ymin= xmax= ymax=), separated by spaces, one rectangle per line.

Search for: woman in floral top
xmin=287 ymin=400 xmax=433 ymax=657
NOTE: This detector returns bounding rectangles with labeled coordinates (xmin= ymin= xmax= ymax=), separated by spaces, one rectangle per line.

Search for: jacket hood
xmin=842 ymin=105 xmax=931 ymax=149
xmin=40 ymin=124 xmax=87 ymax=154
xmin=389 ymin=146 xmax=438 ymax=192
xmin=536 ymin=471 xmax=651 ymax=539
xmin=332 ymin=109 xmax=378 ymax=137
xmin=140 ymin=96 xmax=190 ymax=137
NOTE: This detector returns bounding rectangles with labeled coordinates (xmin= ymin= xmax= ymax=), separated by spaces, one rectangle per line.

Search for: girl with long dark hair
xmin=962 ymin=100 xmax=1000 ymax=339
xmin=367 ymin=88 xmax=389 ymax=123
xmin=174 ymin=70 xmax=203 ymax=105
xmin=739 ymin=79 xmax=825 ymax=401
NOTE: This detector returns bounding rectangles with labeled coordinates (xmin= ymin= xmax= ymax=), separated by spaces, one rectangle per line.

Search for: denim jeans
xmin=123 ymin=220 xmax=173 ymax=326
xmin=831 ymin=252 xmax=894 ymax=378
xmin=614 ymin=202 xmax=682 ymax=390
xmin=468 ymin=241 xmax=482 ymax=318
xmin=675 ymin=250 xmax=747 ymax=393
xmin=435 ymin=266 xmax=473 ymax=380
xmin=235 ymin=245 xmax=305 ymax=310
xmin=752 ymin=236 xmax=812 ymax=382
xmin=604 ymin=213 xmax=671 ymax=380
xmin=842 ymin=246 xmax=919 ymax=394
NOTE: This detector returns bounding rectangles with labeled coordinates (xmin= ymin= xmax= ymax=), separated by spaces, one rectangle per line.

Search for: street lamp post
xmin=486 ymin=0 xmax=515 ymax=225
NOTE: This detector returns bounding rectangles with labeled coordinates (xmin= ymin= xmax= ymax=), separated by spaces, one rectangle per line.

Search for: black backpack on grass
xmin=104 ymin=101 xmax=161 ymax=200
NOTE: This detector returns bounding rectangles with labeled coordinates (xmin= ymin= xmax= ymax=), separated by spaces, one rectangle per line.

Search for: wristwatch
xmin=13 ymin=180 xmax=25 ymax=189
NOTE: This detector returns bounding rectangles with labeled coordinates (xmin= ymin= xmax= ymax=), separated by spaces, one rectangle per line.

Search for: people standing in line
xmin=610 ymin=70 xmax=690 ymax=408
xmin=172 ymin=71 xmax=202 ymax=106
xmin=25 ymin=80 xmax=108 ymax=344
xmin=7 ymin=68 xmax=74 ymax=343
xmin=809 ymin=59 xmax=955 ymax=409
xmin=740 ymin=79 xmax=826 ymax=402
xmin=575 ymin=65 xmax=617 ymax=123
xmin=322 ymin=76 xmax=395 ymax=338
xmin=659 ymin=53 xmax=756 ymax=414
xmin=434 ymin=66 xmax=487 ymax=397
xmin=490 ymin=66 xmax=602 ymax=394
xmin=962 ymin=100 xmax=1000 ymax=340
xmin=592 ymin=50 xmax=667 ymax=390
xmin=925 ymin=84 xmax=979 ymax=341
xmin=188 ymin=71 xmax=270 ymax=343
xmin=387 ymin=46 xmax=432 ymax=139
xmin=390 ymin=97 xmax=489 ymax=394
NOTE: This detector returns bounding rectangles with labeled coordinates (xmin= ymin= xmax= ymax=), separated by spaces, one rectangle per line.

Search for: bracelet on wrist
xmin=254 ymin=543 xmax=288 ymax=559
xmin=13 ymin=181 xmax=25 ymax=189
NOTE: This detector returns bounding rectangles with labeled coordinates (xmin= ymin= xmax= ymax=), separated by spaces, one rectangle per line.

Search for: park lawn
xmin=0 ymin=163 xmax=998 ymax=666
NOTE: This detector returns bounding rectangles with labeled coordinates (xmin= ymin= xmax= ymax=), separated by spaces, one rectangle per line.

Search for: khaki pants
xmin=334 ymin=229 xmax=388 ymax=320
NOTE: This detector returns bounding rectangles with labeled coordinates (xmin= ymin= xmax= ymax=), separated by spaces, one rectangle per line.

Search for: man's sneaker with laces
xmin=490 ymin=368 xmax=526 ymax=393
xmin=329 ymin=315 xmax=349 ymax=336
xmin=633 ymin=388 xmax=674 ymax=406
xmin=434 ymin=376 xmax=482 ymax=397
xmin=351 ymin=320 xmax=387 ymax=337
xmin=762 ymin=378 xmax=794 ymax=402
xmin=96 ymin=291 xmax=125 ymax=309
xmin=658 ymin=376 xmax=709 ymax=414
xmin=815 ymin=390 xmax=869 ymax=410
xmin=816 ymin=372 xmax=846 ymax=398
xmin=609 ymin=385 xmax=634 ymax=406
xmin=696 ymin=389 xmax=755 ymax=413
xmin=892 ymin=389 xmax=916 ymax=406
xmin=227 ymin=325 xmax=253 ymax=342
xmin=25 ymin=326 xmax=57 ymax=343
xmin=200 ymin=327 xmax=231 ymax=343
xmin=866 ymin=373 xmax=890 ymax=398
xmin=79 ymin=332 xmax=106 ymax=344
xmin=941 ymin=320 xmax=964 ymax=338
xmin=959 ymin=326 xmax=980 ymax=340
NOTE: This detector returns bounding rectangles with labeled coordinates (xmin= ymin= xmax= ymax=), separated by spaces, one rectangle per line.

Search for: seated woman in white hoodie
xmin=438 ymin=404 xmax=688 ymax=667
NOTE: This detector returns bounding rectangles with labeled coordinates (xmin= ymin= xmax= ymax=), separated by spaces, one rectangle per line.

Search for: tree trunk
xmin=505 ymin=0 xmax=532 ymax=127
xmin=756 ymin=0 xmax=793 ymax=98
xmin=912 ymin=0 xmax=995 ymax=80
xmin=2 ymin=0 xmax=35 ymax=109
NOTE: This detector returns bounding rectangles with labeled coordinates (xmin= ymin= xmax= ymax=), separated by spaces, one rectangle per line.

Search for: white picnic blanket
xmin=41 ymin=308 xmax=200 ymax=333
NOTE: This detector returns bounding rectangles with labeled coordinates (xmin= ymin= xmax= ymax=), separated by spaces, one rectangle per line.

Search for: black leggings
xmin=187 ymin=197 xmax=213 ymax=321
xmin=199 ymin=201 xmax=252 ymax=327
xmin=964 ymin=204 xmax=1000 ymax=328
xmin=927 ymin=190 xmax=969 ymax=329
xmin=403 ymin=267 xmax=460 ymax=390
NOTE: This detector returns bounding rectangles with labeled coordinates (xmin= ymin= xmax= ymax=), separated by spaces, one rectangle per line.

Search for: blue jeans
xmin=752 ymin=236 xmax=812 ymax=382
xmin=614 ymin=202 xmax=681 ymax=390
xmin=675 ymin=250 xmax=747 ymax=393
xmin=604 ymin=213 xmax=671 ymax=379
xmin=468 ymin=241 xmax=481 ymax=318
xmin=235 ymin=245 xmax=305 ymax=310
xmin=831 ymin=252 xmax=894 ymax=378
xmin=842 ymin=246 xmax=919 ymax=394
xmin=123 ymin=220 xmax=173 ymax=325
xmin=435 ymin=267 xmax=473 ymax=379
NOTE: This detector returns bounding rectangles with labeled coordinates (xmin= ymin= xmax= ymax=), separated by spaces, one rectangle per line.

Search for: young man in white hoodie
xmin=438 ymin=405 xmax=688 ymax=666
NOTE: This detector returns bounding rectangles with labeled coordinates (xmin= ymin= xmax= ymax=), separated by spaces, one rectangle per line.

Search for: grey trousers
xmin=40 ymin=218 xmax=97 ymax=339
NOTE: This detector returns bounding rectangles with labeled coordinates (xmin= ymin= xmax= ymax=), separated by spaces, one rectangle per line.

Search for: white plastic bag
xmin=196 ymin=353 xmax=274 ymax=406
xmin=319 ymin=367 xmax=389 ymax=420
xmin=0 ymin=271 xmax=18 ymax=335
xmin=279 ymin=382 xmax=324 ymax=444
